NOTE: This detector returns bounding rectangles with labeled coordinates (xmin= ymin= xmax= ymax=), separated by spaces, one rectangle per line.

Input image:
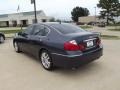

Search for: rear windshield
xmin=50 ymin=24 xmax=85 ymax=34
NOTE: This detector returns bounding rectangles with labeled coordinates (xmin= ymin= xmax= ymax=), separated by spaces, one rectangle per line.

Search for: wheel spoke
xmin=41 ymin=52 xmax=51 ymax=69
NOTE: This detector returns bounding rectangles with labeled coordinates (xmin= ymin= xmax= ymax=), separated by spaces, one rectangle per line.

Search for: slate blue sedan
xmin=13 ymin=23 xmax=103 ymax=70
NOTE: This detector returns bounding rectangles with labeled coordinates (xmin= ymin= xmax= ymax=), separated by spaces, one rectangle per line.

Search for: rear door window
xmin=24 ymin=25 xmax=35 ymax=35
xmin=32 ymin=25 xmax=50 ymax=36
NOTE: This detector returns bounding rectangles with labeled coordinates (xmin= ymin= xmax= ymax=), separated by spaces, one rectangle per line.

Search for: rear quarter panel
xmin=43 ymin=28 xmax=71 ymax=55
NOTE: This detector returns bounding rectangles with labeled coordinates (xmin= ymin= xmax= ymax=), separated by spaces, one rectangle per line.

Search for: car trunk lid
xmin=66 ymin=32 xmax=101 ymax=51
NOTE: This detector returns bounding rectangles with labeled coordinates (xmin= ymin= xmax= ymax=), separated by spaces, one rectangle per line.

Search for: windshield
xmin=50 ymin=24 xmax=86 ymax=34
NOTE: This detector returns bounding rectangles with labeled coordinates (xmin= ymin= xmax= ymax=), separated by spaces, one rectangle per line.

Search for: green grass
xmin=108 ymin=28 xmax=120 ymax=31
xmin=101 ymin=35 xmax=120 ymax=40
xmin=0 ymin=29 xmax=22 ymax=34
xmin=108 ymin=24 xmax=120 ymax=26
xmin=80 ymin=25 xmax=93 ymax=29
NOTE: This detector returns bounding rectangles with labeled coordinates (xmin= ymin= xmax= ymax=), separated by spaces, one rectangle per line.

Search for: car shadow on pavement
xmin=53 ymin=61 xmax=103 ymax=77
xmin=18 ymin=52 xmax=103 ymax=77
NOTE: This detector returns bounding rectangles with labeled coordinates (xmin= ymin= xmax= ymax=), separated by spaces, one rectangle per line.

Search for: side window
xmin=24 ymin=25 xmax=34 ymax=35
xmin=32 ymin=25 xmax=44 ymax=35
xmin=43 ymin=26 xmax=50 ymax=36
xmin=33 ymin=25 xmax=50 ymax=36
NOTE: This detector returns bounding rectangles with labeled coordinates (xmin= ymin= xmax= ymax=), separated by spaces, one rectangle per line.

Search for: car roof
xmin=32 ymin=22 xmax=69 ymax=27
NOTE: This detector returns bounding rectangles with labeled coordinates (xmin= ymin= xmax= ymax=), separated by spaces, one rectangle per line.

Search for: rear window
xmin=50 ymin=24 xmax=85 ymax=34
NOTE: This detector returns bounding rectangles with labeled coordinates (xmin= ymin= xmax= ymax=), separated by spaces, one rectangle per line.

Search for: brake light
xmin=64 ymin=40 xmax=85 ymax=51
xmin=96 ymin=38 xmax=101 ymax=45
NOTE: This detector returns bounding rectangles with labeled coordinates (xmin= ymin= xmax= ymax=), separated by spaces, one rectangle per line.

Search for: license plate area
xmin=87 ymin=40 xmax=94 ymax=47
xmin=84 ymin=38 xmax=96 ymax=48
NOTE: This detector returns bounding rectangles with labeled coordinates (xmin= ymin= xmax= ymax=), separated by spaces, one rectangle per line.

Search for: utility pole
xmin=94 ymin=7 xmax=97 ymax=25
xmin=31 ymin=0 xmax=38 ymax=23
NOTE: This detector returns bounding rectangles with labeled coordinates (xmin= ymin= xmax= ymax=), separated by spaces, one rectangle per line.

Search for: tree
xmin=49 ymin=18 xmax=55 ymax=22
xmin=71 ymin=7 xmax=89 ymax=22
xmin=56 ymin=19 xmax=61 ymax=22
xmin=97 ymin=0 xmax=120 ymax=25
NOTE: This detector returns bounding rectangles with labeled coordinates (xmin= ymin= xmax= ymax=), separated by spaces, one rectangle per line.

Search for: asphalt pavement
xmin=0 ymin=39 xmax=120 ymax=90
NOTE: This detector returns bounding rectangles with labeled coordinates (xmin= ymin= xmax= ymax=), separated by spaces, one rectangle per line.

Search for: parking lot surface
xmin=0 ymin=39 xmax=120 ymax=90
xmin=88 ymin=26 xmax=120 ymax=37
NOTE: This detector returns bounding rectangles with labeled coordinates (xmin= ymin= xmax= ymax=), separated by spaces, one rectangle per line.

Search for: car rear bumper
xmin=51 ymin=48 xmax=103 ymax=68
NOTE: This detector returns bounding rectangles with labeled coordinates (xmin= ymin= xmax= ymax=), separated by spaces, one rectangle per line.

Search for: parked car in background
xmin=97 ymin=22 xmax=106 ymax=27
xmin=87 ymin=22 xmax=96 ymax=25
xmin=13 ymin=23 xmax=103 ymax=70
xmin=0 ymin=32 xmax=5 ymax=43
xmin=76 ymin=22 xmax=85 ymax=25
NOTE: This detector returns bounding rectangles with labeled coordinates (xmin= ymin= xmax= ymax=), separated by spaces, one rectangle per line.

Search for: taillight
xmin=64 ymin=40 xmax=85 ymax=51
xmin=96 ymin=38 xmax=101 ymax=45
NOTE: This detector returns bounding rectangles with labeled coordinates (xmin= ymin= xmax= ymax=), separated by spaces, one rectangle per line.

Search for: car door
xmin=19 ymin=25 xmax=35 ymax=53
xmin=29 ymin=25 xmax=50 ymax=57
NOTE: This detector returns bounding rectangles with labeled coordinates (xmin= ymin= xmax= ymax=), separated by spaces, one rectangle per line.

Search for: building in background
xmin=0 ymin=10 xmax=52 ymax=27
xmin=79 ymin=16 xmax=104 ymax=24
xmin=79 ymin=16 xmax=120 ymax=25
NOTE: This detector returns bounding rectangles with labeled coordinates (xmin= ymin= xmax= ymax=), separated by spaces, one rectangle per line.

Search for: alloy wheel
xmin=41 ymin=51 xmax=52 ymax=70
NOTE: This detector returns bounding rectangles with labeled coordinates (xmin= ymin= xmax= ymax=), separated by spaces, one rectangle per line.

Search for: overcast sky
xmin=0 ymin=0 xmax=101 ymax=20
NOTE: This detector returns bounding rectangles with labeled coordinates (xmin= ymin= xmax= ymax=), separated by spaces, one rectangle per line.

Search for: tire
xmin=40 ymin=50 xmax=54 ymax=70
xmin=0 ymin=36 xmax=4 ymax=43
xmin=14 ymin=42 xmax=21 ymax=53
